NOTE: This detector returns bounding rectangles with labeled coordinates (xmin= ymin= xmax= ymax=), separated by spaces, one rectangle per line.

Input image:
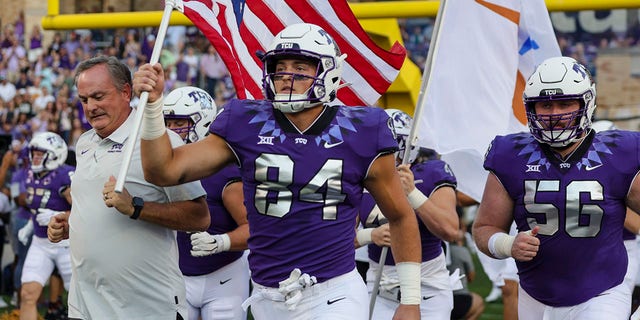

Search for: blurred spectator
xmin=1 ymin=25 xmax=15 ymax=49
xmin=199 ymin=44 xmax=228 ymax=100
xmin=140 ymin=34 xmax=156 ymax=62
xmin=174 ymin=55 xmax=190 ymax=89
xmin=27 ymin=25 xmax=44 ymax=64
xmin=13 ymin=11 xmax=25 ymax=43
xmin=2 ymin=36 xmax=27 ymax=82
xmin=64 ymin=31 xmax=81 ymax=54
xmin=77 ymin=32 xmax=96 ymax=57
xmin=47 ymin=32 xmax=64 ymax=56
xmin=14 ymin=69 xmax=32 ymax=90
xmin=1 ymin=98 xmax=18 ymax=126
xmin=15 ymin=90 xmax=32 ymax=117
xmin=182 ymin=46 xmax=200 ymax=86
xmin=0 ymin=76 xmax=16 ymax=103
xmin=124 ymin=29 xmax=141 ymax=61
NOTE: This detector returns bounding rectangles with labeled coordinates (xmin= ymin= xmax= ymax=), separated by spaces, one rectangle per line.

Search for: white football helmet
xmin=163 ymin=86 xmax=217 ymax=143
xmin=261 ymin=23 xmax=347 ymax=113
xmin=28 ymin=131 xmax=68 ymax=173
xmin=385 ymin=108 xmax=418 ymax=164
xmin=524 ymin=56 xmax=596 ymax=147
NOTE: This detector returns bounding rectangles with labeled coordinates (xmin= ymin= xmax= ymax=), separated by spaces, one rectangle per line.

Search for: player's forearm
xmin=389 ymin=211 xmax=421 ymax=263
xmin=139 ymin=133 xmax=177 ymax=186
xmin=389 ymin=205 xmax=422 ymax=307
xmin=226 ymin=223 xmax=249 ymax=251
xmin=472 ymin=224 xmax=506 ymax=257
xmin=138 ymin=197 xmax=210 ymax=231
xmin=415 ymin=202 xmax=459 ymax=242
xmin=624 ymin=208 xmax=640 ymax=234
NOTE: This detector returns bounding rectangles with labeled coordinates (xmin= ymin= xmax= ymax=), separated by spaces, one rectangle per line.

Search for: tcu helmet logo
xmin=318 ymin=29 xmax=334 ymax=45
xmin=318 ymin=29 xmax=340 ymax=56
xmin=276 ymin=42 xmax=299 ymax=50
xmin=572 ymin=63 xmax=587 ymax=79
xmin=188 ymin=90 xmax=214 ymax=110
xmin=46 ymin=134 xmax=65 ymax=148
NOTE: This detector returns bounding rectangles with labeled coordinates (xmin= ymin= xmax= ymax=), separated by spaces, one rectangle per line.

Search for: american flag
xmin=182 ymin=0 xmax=406 ymax=106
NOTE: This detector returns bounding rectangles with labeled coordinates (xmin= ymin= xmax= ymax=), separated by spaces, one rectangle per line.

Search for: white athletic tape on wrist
xmin=407 ymin=188 xmax=428 ymax=210
xmin=356 ymin=228 xmax=373 ymax=246
xmin=140 ymin=95 xmax=166 ymax=140
xmin=488 ymin=232 xmax=514 ymax=259
xmin=219 ymin=233 xmax=231 ymax=252
xmin=396 ymin=262 xmax=421 ymax=305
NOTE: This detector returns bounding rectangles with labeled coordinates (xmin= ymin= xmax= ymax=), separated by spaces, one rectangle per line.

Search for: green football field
xmin=468 ymin=253 xmax=505 ymax=319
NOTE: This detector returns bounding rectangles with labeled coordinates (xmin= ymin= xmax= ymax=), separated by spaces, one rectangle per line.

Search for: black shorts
xmin=451 ymin=293 xmax=472 ymax=320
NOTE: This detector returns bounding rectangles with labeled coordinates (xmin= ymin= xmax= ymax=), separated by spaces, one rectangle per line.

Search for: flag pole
xmin=369 ymin=0 xmax=449 ymax=317
xmin=115 ymin=0 xmax=184 ymax=193
xmin=402 ymin=0 xmax=448 ymax=164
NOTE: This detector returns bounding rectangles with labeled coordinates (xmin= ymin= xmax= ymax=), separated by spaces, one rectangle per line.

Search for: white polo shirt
xmin=68 ymin=112 xmax=206 ymax=319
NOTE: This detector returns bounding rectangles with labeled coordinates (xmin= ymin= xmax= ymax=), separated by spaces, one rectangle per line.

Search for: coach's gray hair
xmin=74 ymin=55 xmax=133 ymax=98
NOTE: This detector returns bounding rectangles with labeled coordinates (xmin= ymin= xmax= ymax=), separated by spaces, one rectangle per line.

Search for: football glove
xmin=36 ymin=208 xmax=62 ymax=227
xmin=18 ymin=219 xmax=34 ymax=246
xmin=190 ymin=232 xmax=231 ymax=257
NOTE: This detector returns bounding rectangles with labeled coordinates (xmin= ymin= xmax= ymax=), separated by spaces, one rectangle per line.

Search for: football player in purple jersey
xmin=18 ymin=131 xmax=73 ymax=320
xmin=473 ymin=56 xmax=640 ymax=320
xmin=134 ymin=23 xmax=421 ymax=320
xmin=358 ymin=109 xmax=461 ymax=319
xmin=163 ymin=86 xmax=250 ymax=320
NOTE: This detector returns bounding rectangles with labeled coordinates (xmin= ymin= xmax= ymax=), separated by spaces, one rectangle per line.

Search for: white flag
xmin=416 ymin=0 xmax=560 ymax=201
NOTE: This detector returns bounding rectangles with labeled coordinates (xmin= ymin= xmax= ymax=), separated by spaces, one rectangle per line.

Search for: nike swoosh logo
xmin=324 ymin=141 xmax=343 ymax=149
xmin=327 ymin=297 xmax=346 ymax=305
xmin=422 ymin=295 xmax=434 ymax=300
xmin=80 ymin=149 xmax=90 ymax=155
xmin=585 ymin=164 xmax=602 ymax=171
xmin=220 ymin=278 xmax=232 ymax=285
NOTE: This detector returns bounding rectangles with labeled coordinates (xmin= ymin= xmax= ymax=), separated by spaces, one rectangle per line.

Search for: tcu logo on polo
xmin=108 ymin=144 xmax=124 ymax=153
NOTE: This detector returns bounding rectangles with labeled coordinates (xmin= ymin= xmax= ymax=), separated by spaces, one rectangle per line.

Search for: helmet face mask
xmin=261 ymin=23 xmax=346 ymax=113
xmin=385 ymin=108 xmax=418 ymax=164
xmin=524 ymin=57 xmax=596 ymax=147
xmin=28 ymin=132 xmax=68 ymax=173
xmin=163 ymin=86 xmax=217 ymax=144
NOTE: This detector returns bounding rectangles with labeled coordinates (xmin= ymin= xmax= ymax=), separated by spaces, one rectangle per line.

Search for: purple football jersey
xmin=363 ymin=159 xmax=457 ymax=265
xmin=210 ymin=99 xmax=397 ymax=287
xmin=25 ymin=164 xmax=74 ymax=238
xmin=178 ymin=165 xmax=244 ymax=276
xmin=485 ymin=130 xmax=640 ymax=307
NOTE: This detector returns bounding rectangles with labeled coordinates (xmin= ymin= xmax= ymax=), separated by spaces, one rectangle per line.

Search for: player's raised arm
xmin=133 ymin=63 xmax=234 ymax=186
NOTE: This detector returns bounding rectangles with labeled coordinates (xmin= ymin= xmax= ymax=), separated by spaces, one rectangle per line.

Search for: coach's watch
xmin=130 ymin=197 xmax=144 ymax=220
